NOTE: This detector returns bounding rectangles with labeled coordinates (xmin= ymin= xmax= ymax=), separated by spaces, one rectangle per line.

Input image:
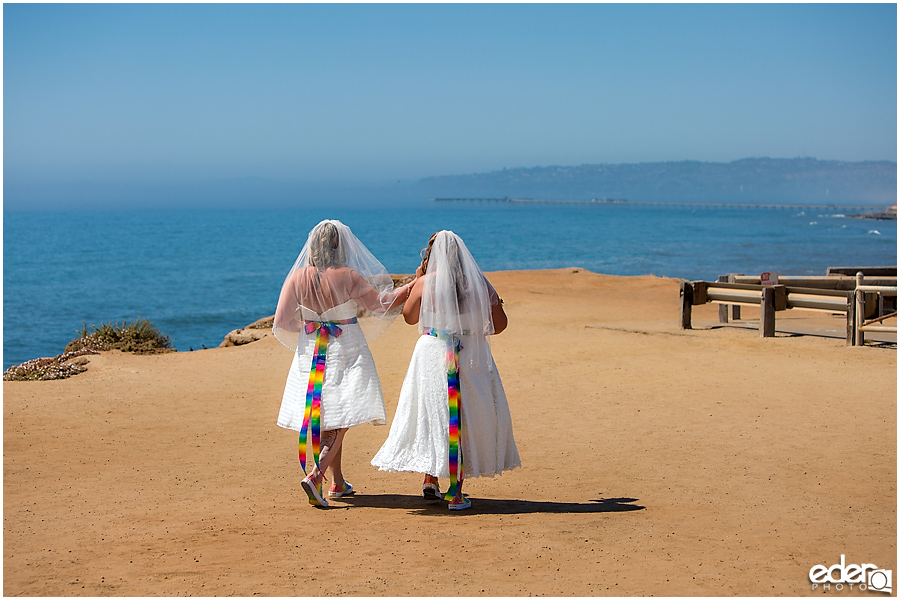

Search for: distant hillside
xmin=416 ymin=158 xmax=897 ymax=205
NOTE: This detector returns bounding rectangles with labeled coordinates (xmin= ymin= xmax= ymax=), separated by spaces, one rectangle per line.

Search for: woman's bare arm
xmin=402 ymin=275 xmax=425 ymax=325
xmin=487 ymin=281 xmax=508 ymax=334
xmin=350 ymin=269 xmax=416 ymax=314
xmin=274 ymin=272 xmax=301 ymax=332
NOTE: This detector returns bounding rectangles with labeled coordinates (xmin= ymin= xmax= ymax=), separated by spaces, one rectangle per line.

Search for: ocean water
xmin=3 ymin=202 xmax=896 ymax=369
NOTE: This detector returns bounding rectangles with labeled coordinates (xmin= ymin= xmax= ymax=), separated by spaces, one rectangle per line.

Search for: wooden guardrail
xmin=679 ymin=271 xmax=897 ymax=345
xmin=731 ymin=274 xmax=897 ymax=290
xmin=854 ymin=272 xmax=898 ymax=345
xmin=827 ymin=266 xmax=897 ymax=277
xmin=714 ymin=275 xmax=897 ymax=322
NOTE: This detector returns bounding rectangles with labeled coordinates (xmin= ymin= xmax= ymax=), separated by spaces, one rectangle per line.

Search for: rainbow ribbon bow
xmin=298 ymin=318 xmax=357 ymax=476
xmin=423 ymin=327 xmax=465 ymax=501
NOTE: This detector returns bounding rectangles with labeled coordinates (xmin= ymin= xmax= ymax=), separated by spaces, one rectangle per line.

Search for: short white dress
xmin=371 ymin=333 xmax=520 ymax=479
xmin=277 ymin=301 xmax=387 ymax=432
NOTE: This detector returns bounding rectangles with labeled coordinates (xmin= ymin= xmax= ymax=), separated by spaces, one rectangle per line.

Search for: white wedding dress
xmin=371 ymin=333 xmax=520 ymax=479
xmin=277 ymin=301 xmax=386 ymax=432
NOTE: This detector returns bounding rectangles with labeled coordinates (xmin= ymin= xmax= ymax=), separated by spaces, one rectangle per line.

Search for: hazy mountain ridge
xmin=417 ymin=158 xmax=897 ymax=205
xmin=5 ymin=158 xmax=895 ymax=210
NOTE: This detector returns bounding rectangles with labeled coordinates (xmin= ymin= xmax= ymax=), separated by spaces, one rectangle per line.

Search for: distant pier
xmin=432 ymin=197 xmax=627 ymax=204
xmin=430 ymin=197 xmax=889 ymax=212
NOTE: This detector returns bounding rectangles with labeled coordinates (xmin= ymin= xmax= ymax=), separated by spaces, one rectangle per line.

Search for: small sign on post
xmin=761 ymin=271 xmax=779 ymax=287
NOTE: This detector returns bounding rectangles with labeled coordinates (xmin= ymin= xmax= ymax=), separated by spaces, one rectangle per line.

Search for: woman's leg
xmin=327 ymin=439 xmax=346 ymax=492
xmin=448 ymin=475 xmax=464 ymax=501
xmin=306 ymin=427 xmax=347 ymax=487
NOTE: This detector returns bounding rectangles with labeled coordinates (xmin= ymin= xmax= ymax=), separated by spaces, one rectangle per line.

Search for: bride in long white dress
xmin=273 ymin=219 xmax=412 ymax=508
xmin=371 ymin=231 xmax=520 ymax=511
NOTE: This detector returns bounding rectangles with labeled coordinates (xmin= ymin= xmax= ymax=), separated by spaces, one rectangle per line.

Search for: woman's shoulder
xmin=324 ymin=267 xmax=367 ymax=290
xmin=289 ymin=265 xmax=316 ymax=281
xmin=331 ymin=266 xmax=362 ymax=282
xmin=322 ymin=266 xmax=355 ymax=275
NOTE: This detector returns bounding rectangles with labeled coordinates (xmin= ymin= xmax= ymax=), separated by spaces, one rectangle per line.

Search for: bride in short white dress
xmin=371 ymin=231 xmax=520 ymax=510
xmin=274 ymin=220 xmax=411 ymax=508
xmin=277 ymin=301 xmax=387 ymax=432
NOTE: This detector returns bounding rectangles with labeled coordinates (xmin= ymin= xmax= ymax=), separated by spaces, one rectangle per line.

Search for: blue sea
xmin=3 ymin=202 xmax=897 ymax=369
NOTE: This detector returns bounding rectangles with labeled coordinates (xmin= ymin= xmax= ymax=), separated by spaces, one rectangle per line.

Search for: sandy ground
xmin=4 ymin=269 xmax=896 ymax=596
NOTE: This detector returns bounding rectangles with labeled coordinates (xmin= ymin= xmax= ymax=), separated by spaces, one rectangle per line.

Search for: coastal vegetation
xmin=2 ymin=348 xmax=99 ymax=381
xmin=65 ymin=317 xmax=173 ymax=355
xmin=3 ymin=317 xmax=173 ymax=381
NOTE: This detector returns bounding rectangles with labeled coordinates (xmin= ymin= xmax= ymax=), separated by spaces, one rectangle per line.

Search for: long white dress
xmin=277 ymin=301 xmax=386 ymax=432
xmin=371 ymin=333 xmax=520 ymax=479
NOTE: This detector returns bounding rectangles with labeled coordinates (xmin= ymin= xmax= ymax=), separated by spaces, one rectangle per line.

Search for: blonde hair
xmin=309 ymin=221 xmax=346 ymax=269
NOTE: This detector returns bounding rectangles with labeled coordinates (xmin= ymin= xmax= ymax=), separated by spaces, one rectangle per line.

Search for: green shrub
xmin=5 ymin=317 xmax=174 ymax=381
xmin=65 ymin=317 xmax=174 ymax=355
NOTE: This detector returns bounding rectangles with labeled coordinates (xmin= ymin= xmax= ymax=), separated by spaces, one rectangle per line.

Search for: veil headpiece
xmin=420 ymin=231 xmax=494 ymax=367
xmin=273 ymin=219 xmax=399 ymax=352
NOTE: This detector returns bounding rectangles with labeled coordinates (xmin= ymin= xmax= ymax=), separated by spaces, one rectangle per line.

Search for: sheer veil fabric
xmin=273 ymin=219 xmax=400 ymax=353
xmin=420 ymin=230 xmax=496 ymax=368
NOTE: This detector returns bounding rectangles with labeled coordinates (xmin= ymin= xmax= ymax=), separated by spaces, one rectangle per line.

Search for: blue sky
xmin=3 ymin=3 xmax=897 ymax=203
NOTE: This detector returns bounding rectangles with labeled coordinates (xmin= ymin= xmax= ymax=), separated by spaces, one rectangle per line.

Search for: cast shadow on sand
xmin=705 ymin=323 xmax=897 ymax=348
xmin=332 ymin=494 xmax=645 ymax=515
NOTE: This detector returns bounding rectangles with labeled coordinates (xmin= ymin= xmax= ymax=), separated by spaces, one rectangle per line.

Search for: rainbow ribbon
xmin=423 ymin=327 xmax=465 ymax=501
xmin=298 ymin=317 xmax=357 ymax=476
